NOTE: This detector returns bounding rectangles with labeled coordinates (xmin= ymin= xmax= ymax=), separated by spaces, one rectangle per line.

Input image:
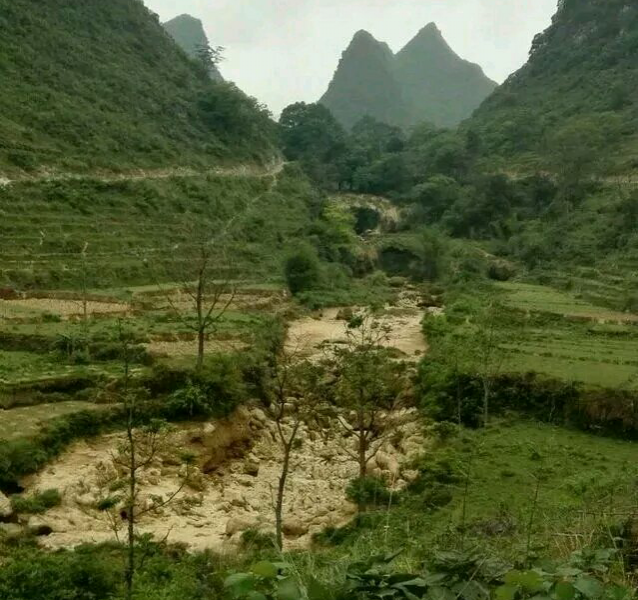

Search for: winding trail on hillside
xmin=0 ymin=159 xmax=286 ymax=188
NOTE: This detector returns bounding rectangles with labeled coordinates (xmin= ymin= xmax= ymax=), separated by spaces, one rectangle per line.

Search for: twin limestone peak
xmin=163 ymin=14 xmax=223 ymax=81
xmin=320 ymin=24 xmax=497 ymax=129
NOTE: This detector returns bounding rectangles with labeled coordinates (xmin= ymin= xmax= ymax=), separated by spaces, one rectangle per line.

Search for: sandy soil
xmin=146 ymin=338 xmax=247 ymax=358
xmin=0 ymin=298 xmax=129 ymax=318
xmin=286 ymin=296 xmax=427 ymax=360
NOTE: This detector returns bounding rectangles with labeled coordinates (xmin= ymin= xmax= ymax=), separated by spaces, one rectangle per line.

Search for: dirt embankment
xmin=21 ymin=405 xmax=426 ymax=552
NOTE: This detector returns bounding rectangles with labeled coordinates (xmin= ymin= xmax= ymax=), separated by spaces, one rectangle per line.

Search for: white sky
xmin=144 ymin=0 xmax=558 ymax=116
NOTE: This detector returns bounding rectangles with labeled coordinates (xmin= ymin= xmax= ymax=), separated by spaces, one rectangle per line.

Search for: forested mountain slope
xmin=320 ymin=25 xmax=495 ymax=130
xmin=468 ymin=0 xmax=638 ymax=170
xmin=0 ymin=0 xmax=274 ymax=173
xmin=163 ymin=14 xmax=223 ymax=81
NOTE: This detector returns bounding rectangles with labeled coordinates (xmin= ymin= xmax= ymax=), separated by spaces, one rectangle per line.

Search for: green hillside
xmin=162 ymin=14 xmax=223 ymax=81
xmin=0 ymin=0 xmax=274 ymax=173
xmin=469 ymin=0 xmax=638 ymax=170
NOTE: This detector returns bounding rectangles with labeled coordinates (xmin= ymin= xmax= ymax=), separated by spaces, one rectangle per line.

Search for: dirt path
xmin=22 ymin=406 xmax=425 ymax=552
xmin=0 ymin=160 xmax=285 ymax=187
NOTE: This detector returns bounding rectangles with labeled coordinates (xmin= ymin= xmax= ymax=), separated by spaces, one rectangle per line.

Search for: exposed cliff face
xmin=163 ymin=14 xmax=223 ymax=81
xmin=319 ymin=30 xmax=407 ymax=130
xmin=320 ymin=25 xmax=496 ymax=130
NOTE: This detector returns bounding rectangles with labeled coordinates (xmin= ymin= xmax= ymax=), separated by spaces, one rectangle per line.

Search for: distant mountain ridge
xmin=320 ymin=24 xmax=497 ymax=130
xmin=163 ymin=14 xmax=223 ymax=81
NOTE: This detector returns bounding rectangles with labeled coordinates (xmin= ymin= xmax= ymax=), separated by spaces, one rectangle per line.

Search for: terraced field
xmin=495 ymin=282 xmax=638 ymax=388
xmin=495 ymin=282 xmax=638 ymax=322
xmin=0 ymin=168 xmax=313 ymax=290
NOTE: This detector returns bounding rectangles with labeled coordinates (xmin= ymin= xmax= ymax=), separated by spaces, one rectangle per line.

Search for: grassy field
xmin=300 ymin=419 xmax=638 ymax=579
xmin=495 ymin=282 xmax=637 ymax=322
xmin=0 ymin=401 xmax=103 ymax=441
xmin=484 ymin=282 xmax=638 ymax=388
xmin=0 ymin=169 xmax=314 ymax=290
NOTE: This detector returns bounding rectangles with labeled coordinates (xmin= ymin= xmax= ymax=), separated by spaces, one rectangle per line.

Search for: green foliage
xmin=224 ymin=562 xmax=304 ymax=600
xmin=11 ymin=488 xmax=62 ymax=514
xmin=165 ymin=356 xmax=247 ymax=419
xmin=346 ymin=477 xmax=391 ymax=508
xmin=0 ymin=0 xmax=275 ymax=171
xmin=284 ymin=247 xmax=322 ymax=295
xmin=279 ymin=102 xmax=347 ymax=190
xmin=470 ymin=0 xmax=638 ymax=162
xmin=0 ymin=545 xmax=120 ymax=600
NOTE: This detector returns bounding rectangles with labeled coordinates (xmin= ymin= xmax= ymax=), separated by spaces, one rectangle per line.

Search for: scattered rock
xmin=243 ymin=460 xmax=260 ymax=477
xmin=0 ymin=492 xmax=13 ymax=520
xmin=226 ymin=516 xmax=257 ymax=536
xmin=0 ymin=523 xmax=22 ymax=537
xmin=28 ymin=517 xmax=53 ymax=537
xmin=282 ymin=518 xmax=309 ymax=538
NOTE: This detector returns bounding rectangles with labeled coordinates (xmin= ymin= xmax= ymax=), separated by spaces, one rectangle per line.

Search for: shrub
xmin=11 ymin=489 xmax=62 ymax=514
xmin=284 ymin=247 xmax=321 ymax=295
xmin=240 ymin=528 xmax=277 ymax=551
xmin=346 ymin=476 xmax=391 ymax=508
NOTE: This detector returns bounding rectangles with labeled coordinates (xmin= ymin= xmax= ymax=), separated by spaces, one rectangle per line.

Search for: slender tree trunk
xmin=482 ymin=378 xmax=490 ymax=427
xmin=81 ymin=250 xmax=90 ymax=357
xmin=275 ymin=443 xmax=293 ymax=551
xmin=196 ymin=277 xmax=205 ymax=370
xmin=125 ymin=417 xmax=136 ymax=600
xmin=197 ymin=327 xmax=205 ymax=371
xmin=358 ymin=408 xmax=367 ymax=479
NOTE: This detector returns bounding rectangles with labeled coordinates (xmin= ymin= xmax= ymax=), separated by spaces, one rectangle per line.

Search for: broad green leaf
xmin=277 ymin=577 xmax=302 ymax=600
xmin=505 ymin=570 xmax=545 ymax=593
xmin=429 ymin=585 xmax=456 ymax=600
xmin=574 ymin=576 xmax=603 ymax=599
xmin=496 ymin=584 xmax=518 ymax=600
xmin=252 ymin=561 xmax=279 ymax=580
xmin=224 ymin=573 xmax=257 ymax=595
xmin=307 ymin=578 xmax=332 ymax=600
xmin=554 ymin=581 xmax=576 ymax=600
xmin=247 ymin=593 xmax=268 ymax=600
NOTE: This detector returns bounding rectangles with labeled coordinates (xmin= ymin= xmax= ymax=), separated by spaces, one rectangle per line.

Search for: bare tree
xmin=264 ymin=343 xmax=322 ymax=550
xmin=331 ymin=312 xmax=406 ymax=481
xmin=98 ymin=326 xmax=193 ymax=600
xmin=145 ymin=236 xmax=236 ymax=371
xmin=473 ymin=304 xmax=505 ymax=427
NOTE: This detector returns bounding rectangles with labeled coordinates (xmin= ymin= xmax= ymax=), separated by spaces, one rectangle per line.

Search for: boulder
xmin=282 ymin=517 xmax=309 ymax=538
xmin=225 ymin=515 xmax=257 ymax=536
xmin=375 ymin=452 xmax=400 ymax=480
xmin=225 ymin=490 xmax=247 ymax=508
xmin=0 ymin=492 xmax=12 ymax=520
xmin=0 ymin=523 xmax=22 ymax=537
xmin=243 ymin=460 xmax=260 ymax=477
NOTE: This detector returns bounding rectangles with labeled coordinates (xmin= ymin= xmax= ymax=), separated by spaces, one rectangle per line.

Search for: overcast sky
xmin=144 ymin=0 xmax=558 ymax=116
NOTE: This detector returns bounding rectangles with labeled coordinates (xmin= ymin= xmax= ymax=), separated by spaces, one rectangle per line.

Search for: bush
xmin=11 ymin=489 xmax=62 ymax=514
xmin=164 ymin=355 xmax=247 ymax=420
xmin=346 ymin=476 xmax=391 ymax=508
xmin=284 ymin=247 xmax=321 ymax=295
